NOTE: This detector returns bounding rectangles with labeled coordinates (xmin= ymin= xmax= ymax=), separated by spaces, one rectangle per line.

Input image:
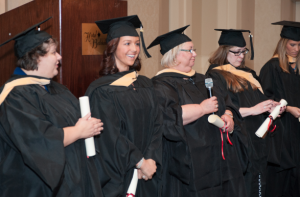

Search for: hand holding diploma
xmin=208 ymin=114 xmax=233 ymax=160
xmin=139 ymin=159 xmax=157 ymax=180
xmin=79 ymin=96 xmax=102 ymax=157
xmin=208 ymin=114 xmax=226 ymax=129
xmin=255 ymin=99 xmax=288 ymax=138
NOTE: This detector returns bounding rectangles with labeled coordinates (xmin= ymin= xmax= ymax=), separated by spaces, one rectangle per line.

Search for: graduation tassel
xmin=249 ymin=32 xmax=254 ymax=60
xmin=140 ymin=25 xmax=152 ymax=58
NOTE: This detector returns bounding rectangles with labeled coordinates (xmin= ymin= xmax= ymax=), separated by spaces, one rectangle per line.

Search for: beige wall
xmin=0 ymin=0 xmax=5 ymax=15
xmin=296 ymin=2 xmax=300 ymax=21
xmin=127 ymin=0 xmax=166 ymax=77
xmin=0 ymin=0 xmax=33 ymax=15
xmin=5 ymin=0 xmax=32 ymax=11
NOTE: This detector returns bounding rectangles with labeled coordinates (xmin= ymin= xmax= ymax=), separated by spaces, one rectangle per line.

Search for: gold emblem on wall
xmin=82 ymin=23 xmax=107 ymax=55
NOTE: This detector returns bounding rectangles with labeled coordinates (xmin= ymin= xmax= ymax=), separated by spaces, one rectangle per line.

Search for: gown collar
xmin=155 ymin=68 xmax=196 ymax=77
xmin=110 ymin=70 xmax=138 ymax=87
xmin=273 ymin=54 xmax=296 ymax=63
xmin=212 ymin=64 xmax=264 ymax=93
xmin=0 ymin=77 xmax=50 ymax=105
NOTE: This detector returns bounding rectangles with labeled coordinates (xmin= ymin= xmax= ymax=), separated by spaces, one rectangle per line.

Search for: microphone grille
xmin=205 ymin=78 xmax=213 ymax=88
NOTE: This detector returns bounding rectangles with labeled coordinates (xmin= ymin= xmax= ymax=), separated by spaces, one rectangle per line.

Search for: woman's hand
xmin=63 ymin=113 xmax=103 ymax=147
xmin=75 ymin=113 xmax=103 ymax=139
xmin=137 ymin=169 xmax=149 ymax=181
xmin=139 ymin=159 xmax=157 ymax=180
xmin=199 ymin=96 xmax=219 ymax=115
xmin=268 ymin=101 xmax=281 ymax=113
xmin=286 ymin=106 xmax=300 ymax=118
xmin=221 ymin=110 xmax=234 ymax=132
xmin=250 ymin=100 xmax=277 ymax=116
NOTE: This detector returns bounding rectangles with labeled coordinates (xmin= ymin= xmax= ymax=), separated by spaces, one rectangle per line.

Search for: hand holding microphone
xmin=201 ymin=78 xmax=218 ymax=114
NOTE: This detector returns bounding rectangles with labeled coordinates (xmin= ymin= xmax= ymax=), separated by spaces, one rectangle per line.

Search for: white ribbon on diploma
xmin=79 ymin=96 xmax=96 ymax=157
xmin=126 ymin=169 xmax=138 ymax=197
xmin=255 ymin=99 xmax=287 ymax=138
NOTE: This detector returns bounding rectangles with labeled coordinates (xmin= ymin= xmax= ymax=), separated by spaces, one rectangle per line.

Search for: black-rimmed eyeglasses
xmin=180 ymin=49 xmax=197 ymax=53
xmin=229 ymin=48 xmax=249 ymax=56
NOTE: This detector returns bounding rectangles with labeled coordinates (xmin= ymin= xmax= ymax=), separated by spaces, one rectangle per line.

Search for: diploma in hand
xmin=255 ymin=99 xmax=288 ymax=138
xmin=79 ymin=96 xmax=96 ymax=157
xmin=126 ymin=169 xmax=138 ymax=197
xmin=208 ymin=114 xmax=226 ymax=129
xmin=208 ymin=114 xmax=233 ymax=160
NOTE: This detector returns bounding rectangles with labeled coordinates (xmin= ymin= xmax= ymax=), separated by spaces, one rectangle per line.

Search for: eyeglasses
xmin=229 ymin=48 xmax=249 ymax=56
xmin=180 ymin=49 xmax=197 ymax=53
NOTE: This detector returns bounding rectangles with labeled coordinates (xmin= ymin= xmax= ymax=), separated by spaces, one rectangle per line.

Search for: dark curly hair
xmin=16 ymin=38 xmax=58 ymax=71
xmin=99 ymin=37 xmax=141 ymax=77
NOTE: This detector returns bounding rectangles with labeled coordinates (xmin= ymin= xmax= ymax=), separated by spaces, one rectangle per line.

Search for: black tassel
xmin=140 ymin=25 xmax=151 ymax=58
xmin=249 ymin=33 xmax=254 ymax=60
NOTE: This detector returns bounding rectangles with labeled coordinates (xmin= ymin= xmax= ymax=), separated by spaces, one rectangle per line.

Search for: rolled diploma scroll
xmin=208 ymin=114 xmax=227 ymax=130
xmin=79 ymin=96 xmax=96 ymax=157
xmin=255 ymin=99 xmax=288 ymax=138
xmin=126 ymin=169 xmax=138 ymax=197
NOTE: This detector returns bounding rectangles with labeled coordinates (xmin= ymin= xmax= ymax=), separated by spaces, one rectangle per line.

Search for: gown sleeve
xmin=88 ymin=87 xmax=144 ymax=173
xmin=152 ymin=79 xmax=191 ymax=184
xmin=259 ymin=61 xmax=281 ymax=101
xmin=143 ymin=90 xmax=162 ymax=167
xmin=0 ymin=88 xmax=65 ymax=190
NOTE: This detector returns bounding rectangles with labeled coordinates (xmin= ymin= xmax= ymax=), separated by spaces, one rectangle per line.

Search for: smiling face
xmin=172 ymin=41 xmax=196 ymax=73
xmin=37 ymin=43 xmax=61 ymax=78
xmin=286 ymin=40 xmax=300 ymax=58
xmin=115 ymin=36 xmax=140 ymax=72
xmin=226 ymin=46 xmax=246 ymax=67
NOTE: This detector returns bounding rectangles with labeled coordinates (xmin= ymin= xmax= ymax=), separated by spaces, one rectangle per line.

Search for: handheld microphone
xmin=205 ymin=78 xmax=213 ymax=98
xmin=205 ymin=78 xmax=214 ymax=114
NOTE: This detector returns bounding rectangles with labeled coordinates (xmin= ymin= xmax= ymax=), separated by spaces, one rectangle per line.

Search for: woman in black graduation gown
xmin=259 ymin=21 xmax=300 ymax=197
xmin=148 ymin=25 xmax=247 ymax=197
xmin=206 ymin=29 xmax=287 ymax=197
xmin=0 ymin=18 xmax=103 ymax=197
xmin=85 ymin=15 xmax=162 ymax=197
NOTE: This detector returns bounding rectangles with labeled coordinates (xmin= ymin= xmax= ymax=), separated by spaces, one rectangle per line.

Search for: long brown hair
xmin=208 ymin=45 xmax=246 ymax=68
xmin=99 ymin=37 xmax=141 ymax=77
xmin=208 ymin=45 xmax=257 ymax=93
xmin=273 ymin=37 xmax=300 ymax=73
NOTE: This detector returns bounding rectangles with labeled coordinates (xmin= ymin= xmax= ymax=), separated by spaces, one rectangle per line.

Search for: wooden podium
xmin=0 ymin=0 xmax=127 ymax=97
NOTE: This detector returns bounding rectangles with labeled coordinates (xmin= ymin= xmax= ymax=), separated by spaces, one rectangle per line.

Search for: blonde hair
xmin=161 ymin=43 xmax=183 ymax=67
xmin=273 ymin=37 xmax=300 ymax=73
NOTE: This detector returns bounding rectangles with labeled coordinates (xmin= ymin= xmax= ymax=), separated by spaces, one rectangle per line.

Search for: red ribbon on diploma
xmin=219 ymin=123 xmax=233 ymax=160
xmin=267 ymin=115 xmax=276 ymax=133
xmin=126 ymin=194 xmax=135 ymax=197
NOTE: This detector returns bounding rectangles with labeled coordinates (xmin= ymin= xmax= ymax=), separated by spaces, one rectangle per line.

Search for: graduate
xmin=206 ymin=29 xmax=287 ymax=197
xmin=0 ymin=17 xmax=104 ymax=196
xmin=85 ymin=15 xmax=162 ymax=197
xmin=149 ymin=25 xmax=247 ymax=197
xmin=259 ymin=21 xmax=300 ymax=197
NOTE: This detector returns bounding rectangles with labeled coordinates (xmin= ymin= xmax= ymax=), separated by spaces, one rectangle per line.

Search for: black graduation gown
xmin=85 ymin=70 xmax=162 ymax=197
xmin=152 ymin=71 xmax=247 ymax=197
xmin=0 ymin=75 xmax=103 ymax=197
xmin=206 ymin=64 xmax=289 ymax=197
xmin=260 ymin=58 xmax=299 ymax=196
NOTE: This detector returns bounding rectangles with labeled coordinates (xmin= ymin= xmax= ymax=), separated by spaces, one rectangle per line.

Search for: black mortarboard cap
xmin=147 ymin=25 xmax=191 ymax=55
xmin=215 ymin=29 xmax=254 ymax=60
xmin=272 ymin=21 xmax=300 ymax=41
xmin=95 ymin=15 xmax=151 ymax=58
xmin=0 ymin=17 xmax=52 ymax=59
